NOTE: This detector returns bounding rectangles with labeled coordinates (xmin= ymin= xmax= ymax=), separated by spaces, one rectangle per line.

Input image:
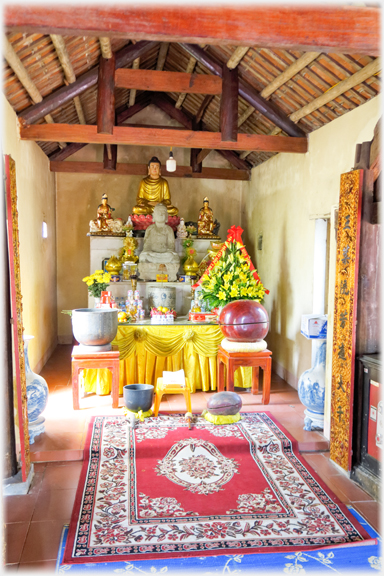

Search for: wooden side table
xmin=71 ymin=346 xmax=120 ymax=410
xmin=217 ymin=346 xmax=272 ymax=404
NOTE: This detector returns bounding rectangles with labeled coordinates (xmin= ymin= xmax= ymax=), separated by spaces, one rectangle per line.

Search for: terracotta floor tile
xmin=32 ymin=488 xmax=77 ymax=522
xmin=324 ymin=475 xmax=374 ymax=504
xmin=41 ymin=462 xmax=82 ymax=490
xmin=28 ymin=463 xmax=47 ymax=495
xmin=31 ymin=449 xmax=84 ymax=463
xmin=302 ymin=453 xmax=342 ymax=479
xmin=4 ymin=493 xmax=38 ymax=523
xmin=5 ymin=522 xmax=30 ymax=564
xmin=18 ymin=559 xmax=58 ymax=572
xmin=30 ymin=431 xmax=83 ymax=452
xmin=352 ymin=501 xmax=381 ymax=533
xmin=20 ymin=520 xmax=65 ymax=562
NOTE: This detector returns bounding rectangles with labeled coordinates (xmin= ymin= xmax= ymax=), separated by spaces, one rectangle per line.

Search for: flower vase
xmin=183 ymin=248 xmax=199 ymax=276
xmin=93 ymin=296 xmax=101 ymax=308
xmin=298 ymin=340 xmax=326 ymax=431
xmin=24 ymin=335 xmax=49 ymax=444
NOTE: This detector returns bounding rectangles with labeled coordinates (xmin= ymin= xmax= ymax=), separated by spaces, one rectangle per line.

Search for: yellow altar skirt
xmin=81 ymin=325 xmax=252 ymax=395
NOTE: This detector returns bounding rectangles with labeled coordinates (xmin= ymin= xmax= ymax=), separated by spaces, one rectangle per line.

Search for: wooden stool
xmin=217 ymin=346 xmax=272 ymax=404
xmin=154 ymin=377 xmax=192 ymax=416
xmin=71 ymin=346 xmax=120 ymax=410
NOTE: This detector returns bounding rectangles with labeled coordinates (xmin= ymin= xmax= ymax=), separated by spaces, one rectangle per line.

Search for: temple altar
xmin=81 ymin=320 xmax=252 ymax=396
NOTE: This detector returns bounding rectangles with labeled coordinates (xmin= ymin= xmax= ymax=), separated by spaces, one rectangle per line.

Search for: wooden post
xmin=97 ymin=54 xmax=115 ymax=134
xmin=103 ymin=144 xmax=117 ymax=170
xmin=221 ymin=65 xmax=238 ymax=142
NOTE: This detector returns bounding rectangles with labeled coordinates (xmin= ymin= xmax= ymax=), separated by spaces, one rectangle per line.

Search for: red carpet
xmin=63 ymin=414 xmax=370 ymax=564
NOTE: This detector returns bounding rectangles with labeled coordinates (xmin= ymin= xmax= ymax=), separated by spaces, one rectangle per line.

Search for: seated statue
xmin=138 ymin=204 xmax=180 ymax=281
xmin=132 ymin=156 xmax=178 ymax=216
xmin=198 ymin=197 xmax=217 ymax=237
xmin=90 ymin=193 xmax=118 ymax=233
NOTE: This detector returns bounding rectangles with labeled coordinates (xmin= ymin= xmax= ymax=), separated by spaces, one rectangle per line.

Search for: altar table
xmin=81 ymin=319 xmax=252 ymax=395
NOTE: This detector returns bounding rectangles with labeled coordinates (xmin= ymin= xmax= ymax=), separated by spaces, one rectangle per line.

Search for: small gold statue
xmin=197 ymin=197 xmax=219 ymax=238
xmin=119 ymin=236 xmax=138 ymax=263
xmin=132 ymin=157 xmax=178 ymax=216
xmin=89 ymin=194 xmax=124 ymax=235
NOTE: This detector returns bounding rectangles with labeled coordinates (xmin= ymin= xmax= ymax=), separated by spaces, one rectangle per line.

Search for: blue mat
xmin=56 ymin=507 xmax=380 ymax=574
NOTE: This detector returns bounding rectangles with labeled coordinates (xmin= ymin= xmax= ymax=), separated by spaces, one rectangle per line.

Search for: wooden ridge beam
xmin=115 ymin=68 xmax=222 ymax=95
xmin=180 ymin=43 xmax=306 ymax=138
xmin=5 ymin=6 xmax=380 ymax=55
xmin=20 ymin=124 xmax=308 ymax=154
xmin=97 ymin=54 xmax=115 ymax=134
xmin=18 ymin=40 xmax=157 ymax=126
xmin=50 ymin=161 xmax=250 ymax=181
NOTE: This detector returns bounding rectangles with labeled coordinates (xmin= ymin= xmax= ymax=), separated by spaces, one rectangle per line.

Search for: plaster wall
xmin=242 ymin=95 xmax=381 ymax=437
xmin=56 ymin=105 xmax=243 ymax=341
xmin=2 ymin=95 xmax=57 ymax=372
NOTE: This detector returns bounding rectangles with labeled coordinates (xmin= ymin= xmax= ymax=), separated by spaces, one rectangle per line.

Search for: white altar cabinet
xmin=88 ymin=236 xmax=216 ymax=315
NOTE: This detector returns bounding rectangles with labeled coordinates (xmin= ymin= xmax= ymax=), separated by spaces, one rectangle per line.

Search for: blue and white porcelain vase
xmin=298 ymin=340 xmax=326 ymax=431
xmin=24 ymin=335 xmax=49 ymax=444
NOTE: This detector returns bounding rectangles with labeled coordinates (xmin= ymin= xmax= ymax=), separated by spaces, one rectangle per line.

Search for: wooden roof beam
xmin=4 ymin=35 xmax=66 ymax=148
xmin=5 ymin=6 xmax=379 ymax=55
xmin=50 ymin=161 xmax=250 ymax=181
xmin=18 ymin=40 xmax=157 ymax=126
xmin=115 ymin=68 xmax=222 ymax=95
xmin=220 ymin=65 xmax=238 ymax=142
xmin=19 ymin=124 xmax=308 ymax=154
xmin=50 ymin=34 xmax=86 ymax=125
xmin=180 ymin=43 xmax=306 ymax=138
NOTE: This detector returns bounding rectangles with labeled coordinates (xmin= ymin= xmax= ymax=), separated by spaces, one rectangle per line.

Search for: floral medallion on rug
xmin=63 ymin=413 xmax=371 ymax=564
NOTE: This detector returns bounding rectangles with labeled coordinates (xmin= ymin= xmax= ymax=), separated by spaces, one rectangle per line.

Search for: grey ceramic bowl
xmin=71 ymin=308 xmax=118 ymax=346
xmin=123 ymin=384 xmax=154 ymax=413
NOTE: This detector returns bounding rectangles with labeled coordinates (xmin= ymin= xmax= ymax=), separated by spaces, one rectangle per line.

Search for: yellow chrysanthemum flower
xmin=82 ymin=276 xmax=90 ymax=282
xmin=247 ymin=286 xmax=254 ymax=296
xmin=218 ymin=290 xmax=227 ymax=301
xmin=230 ymin=286 xmax=239 ymax=298
xmin=240 ymin=287 xmax=248 ymax=297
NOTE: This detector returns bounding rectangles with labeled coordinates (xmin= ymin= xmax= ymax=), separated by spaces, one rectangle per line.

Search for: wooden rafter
xmin=99 ymin=37 xmax=112 ymax=59
xmin=226 ymin=46 xmax=250 ymax=69
xmin=238 ymin=51 xmax=321 ymax=128
xmin=196 ymin=95 xmax=215 ymax=123
xmin=269 ymin=57 xmax=381 ymax=138
xmin=50 ymin=34 xmax=86 ymax=124
xmin=175 ymin=56 xmax=197 ymax=109
xmin=4 ymin=6 xmax=380 ymax=55
xmin=129 ymin=57 xmax=141 ymax=107
xmin=114 ymin=68 xmax=222 ymax=95
xmin=19 ymin=123 xmax=308 ymax=154
xmin=18 ymin=40 xmax=157 ymax=126
xmin=156 ymin=42 xmax=169 ymax=71
xmin=50 ymin=161 xmax=250 ymax=181
xmin=4 ymin=35 xmax=66 ymax=148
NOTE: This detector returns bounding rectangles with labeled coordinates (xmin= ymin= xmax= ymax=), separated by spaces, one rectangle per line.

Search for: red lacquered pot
xmin=219 ymin=300 xmax=269 ymax=342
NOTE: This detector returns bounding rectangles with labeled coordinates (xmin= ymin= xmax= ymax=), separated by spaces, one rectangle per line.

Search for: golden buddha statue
xmin=132 ymin=157 xmax=178 ymax=216
xmin=197 ymin=197 xmax=218 ymax=237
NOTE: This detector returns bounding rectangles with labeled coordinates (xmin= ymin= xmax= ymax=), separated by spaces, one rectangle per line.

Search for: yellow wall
xmin=242 ymin=95 xmax=381 ymax=409
xmin=56 ymin=105 xmax=243 ymax=341
xmin=2 ymin=95 xmax=57 ymax=372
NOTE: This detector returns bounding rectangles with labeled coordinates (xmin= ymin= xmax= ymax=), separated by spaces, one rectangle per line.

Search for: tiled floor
xmin=4 ymin=345 xmax=380 ymax=572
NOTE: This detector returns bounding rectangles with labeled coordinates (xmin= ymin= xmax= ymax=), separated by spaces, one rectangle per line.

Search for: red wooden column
xmin=220 ymin=65 xmax=238 ymax=142
xmin=97 ymin=54 xmax=115 ymax=135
